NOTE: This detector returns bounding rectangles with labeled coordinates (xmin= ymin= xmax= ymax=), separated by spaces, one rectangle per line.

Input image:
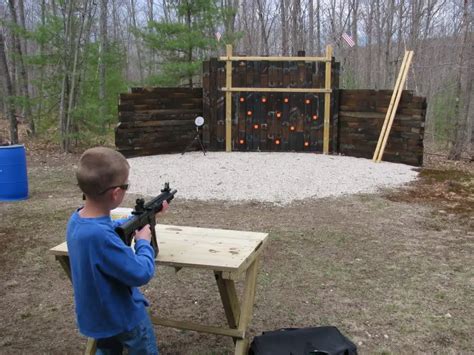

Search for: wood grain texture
xmin=50 ymin=224 xmax=269 ymax=273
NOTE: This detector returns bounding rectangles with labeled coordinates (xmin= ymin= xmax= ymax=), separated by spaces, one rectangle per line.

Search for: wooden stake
xmin=225 ymin=44 xmax=233 ymax=152
xmin=323 ymin=45 xmax=333 ymax=154
xmin=376 ymin=51 xmax=414 ymax=162
xmin=373 ymin=50 xmax=410 ymax=161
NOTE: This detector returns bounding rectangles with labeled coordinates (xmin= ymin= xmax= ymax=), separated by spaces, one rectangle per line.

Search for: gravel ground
xmin=128 ymin=152 xmax=419 ymax=205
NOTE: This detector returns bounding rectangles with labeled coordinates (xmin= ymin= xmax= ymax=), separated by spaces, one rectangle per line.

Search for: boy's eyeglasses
xmin=99 ymin=183 xmax=130 ymax=195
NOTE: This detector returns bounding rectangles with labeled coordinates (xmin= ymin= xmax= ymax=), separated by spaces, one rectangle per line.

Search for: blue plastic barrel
xmin=0 ymin=144 xmax=29 ymax=201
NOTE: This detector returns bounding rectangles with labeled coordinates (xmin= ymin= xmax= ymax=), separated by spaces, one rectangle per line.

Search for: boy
xmin=67 ymin=147 xmax=161 ymax=354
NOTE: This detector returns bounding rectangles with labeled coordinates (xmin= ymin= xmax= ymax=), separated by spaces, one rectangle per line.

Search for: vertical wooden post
xmin=323 ymin=45 xmax=333 ymax=154
xmin=225 ymin=44 xmax=233 ymax=152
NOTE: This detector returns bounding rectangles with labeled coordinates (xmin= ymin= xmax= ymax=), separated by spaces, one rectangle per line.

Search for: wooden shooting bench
xmin=50 ymin=224 xmax=269 ymax=355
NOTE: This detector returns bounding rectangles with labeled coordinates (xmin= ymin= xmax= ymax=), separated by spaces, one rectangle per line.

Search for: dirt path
xmin=0 ymin=152 xmax=472 ymax=354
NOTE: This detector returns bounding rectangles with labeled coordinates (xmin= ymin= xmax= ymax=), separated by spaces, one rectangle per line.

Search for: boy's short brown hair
xmin=76 ymin=147 xmax=130 ymax=197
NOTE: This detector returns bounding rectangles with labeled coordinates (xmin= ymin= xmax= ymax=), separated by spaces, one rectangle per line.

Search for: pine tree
xmin=139 ymin=0 xmax=225 ymax=87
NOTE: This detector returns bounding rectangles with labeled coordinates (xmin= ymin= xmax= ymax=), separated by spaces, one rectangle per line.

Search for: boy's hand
xmin=135 ymin=224 xmax=152 ymax=242
xmin=155 ymin=201 xmax=169 ymax=219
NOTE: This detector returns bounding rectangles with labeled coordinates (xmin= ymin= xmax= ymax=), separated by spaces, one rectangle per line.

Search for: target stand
xmin=182 ymin=116 xmax=207 ymax=156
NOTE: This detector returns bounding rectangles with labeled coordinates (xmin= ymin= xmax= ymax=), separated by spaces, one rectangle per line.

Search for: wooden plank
xmin=222 ymin=87 xmax=331 ymax=93
xmin=115 ymin=139 xmax=195 ymax=151
xmin=120 ymin=92 xmax=202 ymax=99
xmin=215 ymin=272 xmax=241 ymax=329
xmin=373 ymin=51 xmax=410 ymax=161
xmin=219 ymin=55 xmax=330 ymax=62
xmin=226 ymin=44 xmax=233 ymax=152
xmin=235 ymin=339 xmax=249 ymax=355
xmin=50 ymin=225 xmax=268 ymax=272
xmin=150 ymin=316 xmax=244 ymax=338
xmin=117 ymin=119 xmax=195 ymax=129
xmin=323 ymin=45 xmax=333 ymax=154
xmin=118 ymin=108 xmax=203 ymax=115
xmin=55 ymin=256 xmax=72 ymax=281
xmin=118 ymin=112 xmax=201 ymax=122
xmin=120 ymin=96 xmax=202 ymax=104
xmin=130 ymin=87 xmax=202 ymax=96
xmin=84 ymin=339 xmax=97 ymax=355
xmin=376 ymin=51 xmax=414 ymax=162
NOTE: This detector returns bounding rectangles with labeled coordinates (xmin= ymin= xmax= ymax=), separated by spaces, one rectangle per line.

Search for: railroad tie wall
xmin=115 ymin=87 xmax=203 ymax=157
xmin=338 ymin=90 xmax=426 ymax=166
xmin=115 ymin=82 xmax=426 ymax=165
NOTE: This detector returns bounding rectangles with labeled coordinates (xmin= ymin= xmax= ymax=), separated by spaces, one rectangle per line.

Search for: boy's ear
xmin=111 ymin=187 xmax=122 ymax=202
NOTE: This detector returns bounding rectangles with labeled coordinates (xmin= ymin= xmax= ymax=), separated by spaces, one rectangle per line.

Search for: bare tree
xmin=291 ymin=0 xmax=302 ymax=55
xmin=308 ymin=0 xmax=314 ymax=55
xmin=256 ymin=0 xmax=270 ymax=55
xmin=99 ymin=0 xmax=108 ymax=132
xmin=449 ymin=0 xmax=473 ymax=159
xmin=316 ymin=0 xmax=321 ymax=54
xmin=129 ymin=0 xmax=144 ymax=83
xmin=0 ymin=33 xmax=17 ymax=144
xmin=7 ymin=0 xmax=34 ymax=134
xmin=281 ymin=0 xmax=289 ymax=55
xmin=58 ymin=0 xmax=91 ymax=151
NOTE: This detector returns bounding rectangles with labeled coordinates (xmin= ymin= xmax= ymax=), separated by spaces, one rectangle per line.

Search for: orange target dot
xmin=312 ymin=114 xmax=318 ymax=120
xmin=239 ymin=139 xmax=245 ymax=144
xmin=304 ymin=141 xmax=309 ymax=147
xmin=275 ymin=139 xmax=281 ymax=145
xmin=239 ymin=97 xmax=245 ymax=102
xmin=247 ymin=110 xmax=252 ymax=116
xmin=283 ymin=97 xmax=289 ymax=103
xmin=276 ymin=112 xmax=282 ymax=118
xmin=290 ymin=126 xmax=295 ymax=131
xmin=305 ymin=99 xmax=311 ymax=104
xmin=261 ymin=97 xmax=267 ymax=103
xmin=254 ymin=124 xmax=259 ymax=129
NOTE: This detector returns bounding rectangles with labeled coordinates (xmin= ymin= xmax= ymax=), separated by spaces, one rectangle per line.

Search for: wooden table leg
xmin=55 ymin=255 xmax=98 ymax=355
xmin=215 ymin=271 xmax=241 ymax=343
xmin=55 ymin=255 xmax=72 ymax=282
xmin=234 ymin=258 xmax=259 ymax=355
xmin=84 ymin=338 xmax=97 ymax=355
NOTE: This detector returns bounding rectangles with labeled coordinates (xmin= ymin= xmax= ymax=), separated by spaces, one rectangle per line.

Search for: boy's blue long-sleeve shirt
xmin=66 ymin=209 xmax=155 ymax=339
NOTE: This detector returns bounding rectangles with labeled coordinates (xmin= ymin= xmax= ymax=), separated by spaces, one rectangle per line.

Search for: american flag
xmin=342 ymin=32 xmax=355 ymax=47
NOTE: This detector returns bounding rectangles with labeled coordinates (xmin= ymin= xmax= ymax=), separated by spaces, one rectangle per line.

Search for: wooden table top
xmin=50 ymin=224 xmax=269 ymax=273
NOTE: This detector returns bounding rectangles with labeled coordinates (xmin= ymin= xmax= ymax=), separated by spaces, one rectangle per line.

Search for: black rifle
xmin=115 ymin=183 xmax=177 ymax=257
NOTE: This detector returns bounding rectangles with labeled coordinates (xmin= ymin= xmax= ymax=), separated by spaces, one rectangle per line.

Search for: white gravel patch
xmin=128 ymin=152 xmax=418 ymax=205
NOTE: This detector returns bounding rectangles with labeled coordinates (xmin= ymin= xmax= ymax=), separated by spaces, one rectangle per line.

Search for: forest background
xmin=0 ymin=0 xmax=472 ymax=160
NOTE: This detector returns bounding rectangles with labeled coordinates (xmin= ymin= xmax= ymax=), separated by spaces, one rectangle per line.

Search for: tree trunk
xmin=36 ymin=0 xmax=46 ymax=127
xmin=365 ymin=2 xmax=373 ymax=87
xmin=7 ymin=0 xmax=34 ymax=135
xmin=308 ymin=0 xmax=314 ymax=55
xmin=99 ymin=0 xmax=108 ymax=133
xmin=184 ymin=1 xmax=193 ymax=87
xmin=256 ymin=0 xmax=269 ymax=55
xmin=64 ymin=1 xmax=89 ymax=152
xmin=316 ymin=0 xmax=321 ymax=54
xmin=449 ymin=1 xmax=473 ymax=160
xmin=384 ymin=0 xmax=395 ymax=87
xmin=59 ymin=0 xmax=74 ymax=151
xmin=0 ymin=33 xmax=18 ymax=144
xmin=130 ymin=0 xmax=144 ymax=83
xmin=147 ymin=0 xmax=154 ymax=22
xmin=281 ymin=0 xmax=288 ymax=55
xmin=291 ymin=0 xmax=301 ymax=55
